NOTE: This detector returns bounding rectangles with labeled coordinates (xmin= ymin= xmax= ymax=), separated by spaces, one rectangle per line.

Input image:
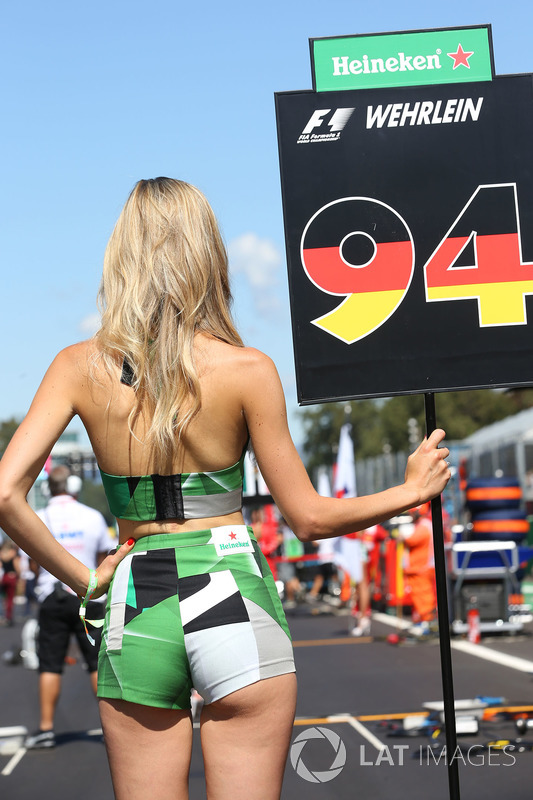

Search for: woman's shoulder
xmin=47 ymin=339 xmax=86 ymax=366
xmin=231 ymin=345 xmax=276 ymax=371
xmin=199 ymin=335 xmax=278 ymax=375
xmin=47 ymin=339 xmax=110 ymax=383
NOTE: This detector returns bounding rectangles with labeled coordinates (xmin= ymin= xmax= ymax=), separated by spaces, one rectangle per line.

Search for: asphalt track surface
xmin=1 ymin=605 xmax=533 ymax=800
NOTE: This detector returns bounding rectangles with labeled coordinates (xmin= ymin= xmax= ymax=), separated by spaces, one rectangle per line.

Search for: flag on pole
xmin=317 ymin=467 xmax=337 ymax=563
xmin=243 ymin=452 xmax=270 ymax=497
xmin=317 ymin=466 xmax=332 ymax=499
xmin=331 ymin=424 xmax=362 ymax=583
xmin=334 ymin=424 xmax=357 ymax=499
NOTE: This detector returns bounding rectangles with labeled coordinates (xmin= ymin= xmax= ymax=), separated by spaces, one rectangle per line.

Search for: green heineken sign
xmin=311 ymin=26 xmax=494 ymax=92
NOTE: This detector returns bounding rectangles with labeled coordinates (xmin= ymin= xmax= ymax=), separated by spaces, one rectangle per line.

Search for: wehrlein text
xmin=366 ymin=97 xmax=484 ymax=128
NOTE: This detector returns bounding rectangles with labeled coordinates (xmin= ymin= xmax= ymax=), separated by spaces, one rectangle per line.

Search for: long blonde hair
xmin=95 ymin=177 xmax=243 ymax=462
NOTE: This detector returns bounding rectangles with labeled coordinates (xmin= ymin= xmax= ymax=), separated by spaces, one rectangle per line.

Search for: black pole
xmin=424 ymin=392 xmax=461 ymax=800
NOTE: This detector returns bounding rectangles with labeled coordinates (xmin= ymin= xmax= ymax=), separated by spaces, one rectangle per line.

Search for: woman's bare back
xmin=70 ymin=334 xmax=259 ymax=538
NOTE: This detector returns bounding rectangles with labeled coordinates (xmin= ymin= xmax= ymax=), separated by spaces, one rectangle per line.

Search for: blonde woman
xmin=0 ymin=178 xmax=450 ymax=800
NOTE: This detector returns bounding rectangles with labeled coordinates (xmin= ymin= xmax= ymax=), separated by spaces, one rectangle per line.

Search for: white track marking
xmin=1 ymin=748 xmax=27 ymax=777
xmin=451 ymin=639 xmax=533 ymax=672
xmin=327 ymin=714 xmax=386 ymax=752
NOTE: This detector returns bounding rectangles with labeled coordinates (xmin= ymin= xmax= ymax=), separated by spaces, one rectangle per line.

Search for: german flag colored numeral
xmin=302 ymin=186 xmax=533 ymax=343
xmin=301 ymin=197 xmax=415 ymax=343
xmin=424 ymin=184 xmax=533 ymax=326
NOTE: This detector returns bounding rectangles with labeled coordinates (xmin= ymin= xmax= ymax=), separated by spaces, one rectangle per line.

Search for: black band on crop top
xmin=99 ymin=358 xmax=247 ymax=521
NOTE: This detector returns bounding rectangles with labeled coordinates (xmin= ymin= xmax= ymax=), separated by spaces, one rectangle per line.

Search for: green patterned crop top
xmin=99 ymin=450 xmax=246 ymax=522
xmin=99 ymin=358 xmax=246 ymax=522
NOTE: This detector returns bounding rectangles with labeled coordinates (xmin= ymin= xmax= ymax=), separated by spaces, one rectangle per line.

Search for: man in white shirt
xmin=25 ymin=465 xmax=114 ymax=749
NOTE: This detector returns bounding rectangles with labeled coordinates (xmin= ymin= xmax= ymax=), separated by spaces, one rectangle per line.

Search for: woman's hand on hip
xmin=93 ymin=538 xmax=136 ymax=598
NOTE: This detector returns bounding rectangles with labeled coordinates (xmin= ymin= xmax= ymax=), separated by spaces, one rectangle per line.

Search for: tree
xmin=298 ymin=388 xmax=533 ymax=473
xmin=299 ymin=399 xmax=381 ymax=474
xmin=0 ymin=418 xmax=20 ymax=458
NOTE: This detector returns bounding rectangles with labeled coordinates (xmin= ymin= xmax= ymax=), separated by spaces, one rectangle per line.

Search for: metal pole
xmin=424 ymin=392 xmax=461 ymax=800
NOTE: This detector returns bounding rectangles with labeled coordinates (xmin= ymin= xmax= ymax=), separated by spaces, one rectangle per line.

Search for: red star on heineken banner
xmin=229 ymin=531 xmax=237 ymax=540
xmin=447 ymin=43 xmax=474 ymax=70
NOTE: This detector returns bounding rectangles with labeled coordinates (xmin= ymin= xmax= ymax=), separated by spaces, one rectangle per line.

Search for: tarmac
xmin=1 ymin=602 xmax=533 ymax=800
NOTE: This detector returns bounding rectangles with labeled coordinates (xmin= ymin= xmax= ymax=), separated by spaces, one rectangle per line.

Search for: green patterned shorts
xmin=97 ymin=526 xmax=295 ymax=710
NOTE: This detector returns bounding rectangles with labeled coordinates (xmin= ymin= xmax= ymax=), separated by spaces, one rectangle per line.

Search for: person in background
xmin=24 ymin=465 xmax=114 ymax=749
xmin=0 ymin=537 xmax=21 ymax=626
xmin=251 ymin=505 xmax=279 ymax=578
xmin=398 ymin=503 xmax=437 ymax=635
xmin=16 ymin=548 xmax=38 ymax=619
xmin=305 ymin=538 xmax=337 ymax=607
xmin=349 ymin=532 xmax=372 ymax=637
xmin=276 ymin=516 xmax=304 ymax=609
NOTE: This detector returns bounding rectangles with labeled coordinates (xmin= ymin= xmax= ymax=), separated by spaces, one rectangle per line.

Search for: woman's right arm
xmin=0 ymin=345 xmax=134 ymax=597
xmin=240 ymin=350 xmax=450 ymax=542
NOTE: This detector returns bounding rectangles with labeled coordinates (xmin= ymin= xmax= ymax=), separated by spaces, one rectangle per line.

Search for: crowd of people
xmin=0 ymin=464 xmax=444 ymax=755
xmin=1 ymin=485 xmax=441 ymax=762
xmin=248 ymin=501 xmax=440 ymax=637
xmin=0 ymin=465 xmax=116 ymax=748
xmin=1 ymin=497 xmax=439 ymax=635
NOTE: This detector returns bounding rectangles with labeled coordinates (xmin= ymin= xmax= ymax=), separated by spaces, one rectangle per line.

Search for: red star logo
xmin=447 ymin=43 xmax=474 ymax=70
xmin=229 ymin=531 xmax=237 ymax=540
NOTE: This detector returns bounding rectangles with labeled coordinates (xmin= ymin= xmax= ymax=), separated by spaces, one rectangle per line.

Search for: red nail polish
xmin=127 ymin=538 xmax=135 ymax=546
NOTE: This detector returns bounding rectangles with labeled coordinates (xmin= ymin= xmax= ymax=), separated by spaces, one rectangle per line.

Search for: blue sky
xmin=2 ymin=0 xmax=532 ymax=444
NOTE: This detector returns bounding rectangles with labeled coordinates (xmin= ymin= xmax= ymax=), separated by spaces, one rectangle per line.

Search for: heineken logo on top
xmin=311 ymin=25 xmax=494 ymax=92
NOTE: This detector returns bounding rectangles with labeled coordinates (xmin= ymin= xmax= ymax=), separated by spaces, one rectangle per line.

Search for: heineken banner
xmin=275 ymin=27 xmax=533 ymax=404
xmin=310 ymin=26 xmax=494 ymax=92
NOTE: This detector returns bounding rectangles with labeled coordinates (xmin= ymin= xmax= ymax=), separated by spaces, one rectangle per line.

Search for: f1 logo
xmin=302 ymin=108 xmax=355 ymax=134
